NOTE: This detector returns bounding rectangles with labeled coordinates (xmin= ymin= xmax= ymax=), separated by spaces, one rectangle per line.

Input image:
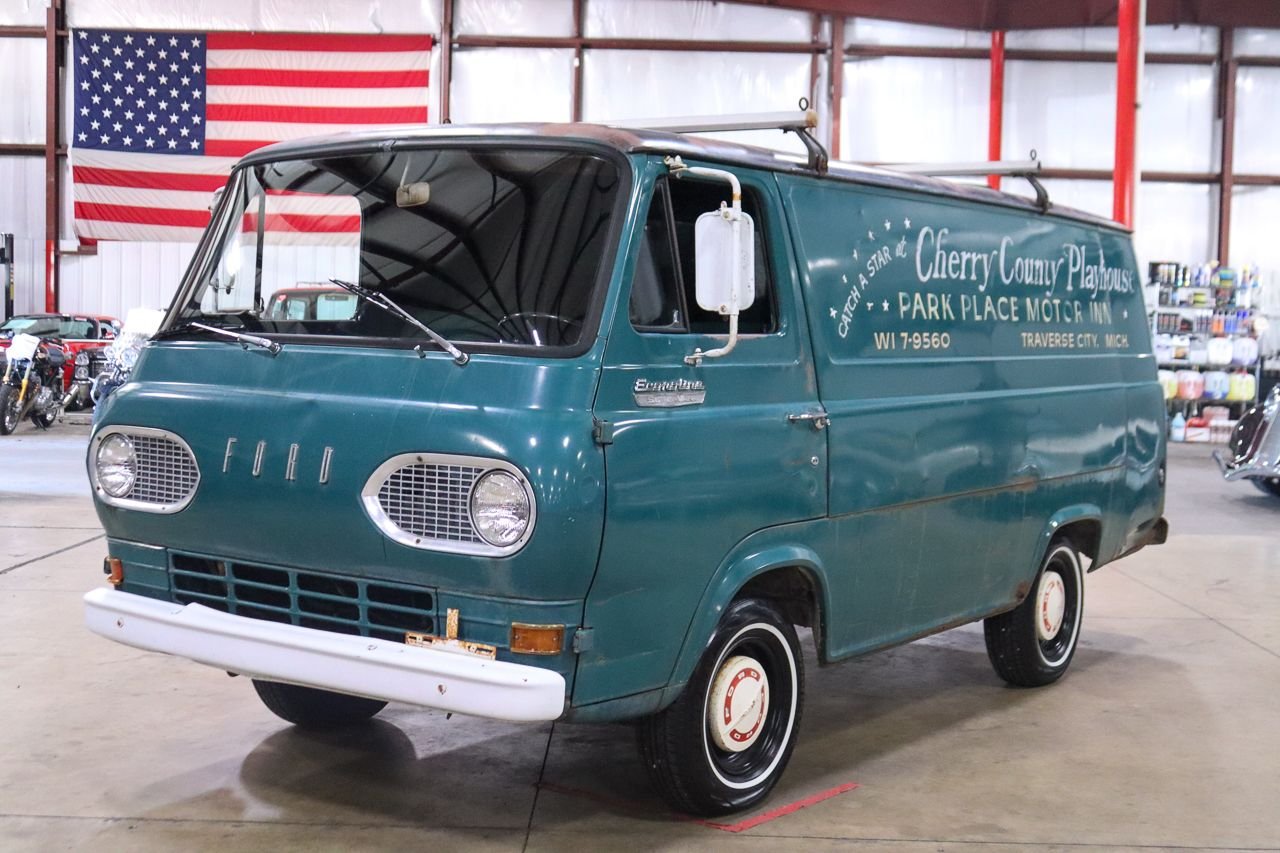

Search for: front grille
xmin=93 ymin=427 xmax=200 ymax=513
xmin=170 ymin=554 xmax=435 ymax=642
xmin=378 ymin=462 xmax=485 ymax=544
xmin=129 ymin=434 xmax=200 ymax=505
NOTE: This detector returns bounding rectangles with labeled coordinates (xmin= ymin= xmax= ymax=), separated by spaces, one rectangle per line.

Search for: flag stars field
xmin=70 ymin=28 xmax=433 ymax=243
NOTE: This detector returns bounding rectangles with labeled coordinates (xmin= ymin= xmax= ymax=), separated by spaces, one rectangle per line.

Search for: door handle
xmin=787 ymin=411 xmax=830 ymax=430
xmin=1015 ymin=463 xmax=1043 ymax=481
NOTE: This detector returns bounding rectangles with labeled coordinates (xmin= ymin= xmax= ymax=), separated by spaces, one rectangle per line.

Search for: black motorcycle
xmin=0 ymin=333 xmax=66 ymax=435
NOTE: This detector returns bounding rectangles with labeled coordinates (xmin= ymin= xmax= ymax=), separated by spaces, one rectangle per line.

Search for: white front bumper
xmin=84 ymin=587 xmax=566 ymax=722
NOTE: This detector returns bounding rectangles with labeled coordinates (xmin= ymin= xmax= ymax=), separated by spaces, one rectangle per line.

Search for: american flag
xmin=70 ymin=29 xmax=432 ymax=243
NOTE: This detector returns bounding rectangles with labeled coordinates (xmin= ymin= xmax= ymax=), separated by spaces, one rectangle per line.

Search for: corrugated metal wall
xmin=59 ymin=243 xmax=198 ymax=317
xmin=0 ymin=157 xmax=45 ymax=316
xmin=0 ymin=38 xmax=44 ymax=143
xmin=0 ymin=22 xmax=45 ymax=318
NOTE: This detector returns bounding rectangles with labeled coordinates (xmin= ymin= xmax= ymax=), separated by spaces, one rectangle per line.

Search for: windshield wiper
xmin=181 ymin=321 xmax=282 ymax=355
xmin=329 ymin=278 xmax=469 ymax=366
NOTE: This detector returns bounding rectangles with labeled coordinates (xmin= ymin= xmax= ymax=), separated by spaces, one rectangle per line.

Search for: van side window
xmin=629 ymin=176 xmax=776 ymax=335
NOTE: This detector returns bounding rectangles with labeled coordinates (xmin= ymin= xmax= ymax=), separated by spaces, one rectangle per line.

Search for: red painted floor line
xmin=538 ymin=780 xmax=860 ymax=833
xmin=696 ymin=782 xmax=861 ymax=833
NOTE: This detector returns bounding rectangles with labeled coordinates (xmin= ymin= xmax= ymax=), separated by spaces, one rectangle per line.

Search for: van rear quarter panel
xmin=779 ymin=176 xmax=1161 ymax=658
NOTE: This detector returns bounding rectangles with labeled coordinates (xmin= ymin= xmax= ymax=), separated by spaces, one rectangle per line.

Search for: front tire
xmin=637 ymin=598 xmax=804 ymax=816
xmin=0 ymin=386 xmax=19 ymax=435
xmin=984 ymin=539 xmax=1085 ymax=687
xmin=252 ymin=679 xmax=387 ymax=729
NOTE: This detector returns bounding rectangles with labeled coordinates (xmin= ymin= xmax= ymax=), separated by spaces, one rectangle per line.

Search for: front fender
xmin=657 ymin=522 xmax=832 ymax=711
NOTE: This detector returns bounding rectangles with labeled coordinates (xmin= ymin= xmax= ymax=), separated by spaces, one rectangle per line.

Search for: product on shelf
xmin=1209 ymin=419 xmax=1237 ymax=443
xmin=1177 ymin=370 xmax=1205 ymax=400
xmin=1207 ymin=336 xmax=1233 ymax=365
xmin=1158 ymin=369 xmax=1178 ymax=399
xmin=1227 ymin=371 xmax=1256 ymax=402
xmin=1170 ymin=411 xmax=1187 ymax=442
xmin=1154 ymin=335 xmax=1174 ymax=362
xmin=1204 ymin=370 xmax=1230 ymax=400
xmin=1233 ymin=336 xmax=1259 ymax=367
xmin=1185 ymin=416 xmax=1211 ymax=442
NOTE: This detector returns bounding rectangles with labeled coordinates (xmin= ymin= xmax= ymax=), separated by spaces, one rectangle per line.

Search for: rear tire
xmin=984 ymin=540 xmax=1085 ymax=687
xmin=636 ymin=597 xmax=803 ymax=816
xmin=252 ymin=679 xmax=387 ymax=729
xmin=1251 ymin=478 xmax=1280 ymax=499
xmin=0 ymin=386 xmax=19 ymax=435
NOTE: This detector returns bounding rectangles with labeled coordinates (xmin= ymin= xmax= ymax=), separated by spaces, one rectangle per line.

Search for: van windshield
xmin=172 ymin=147 xmax=624 ymax=352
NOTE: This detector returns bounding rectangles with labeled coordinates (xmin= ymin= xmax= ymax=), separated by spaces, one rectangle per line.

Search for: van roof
xmin=239 ymin=122 xmax=1128 ymax=234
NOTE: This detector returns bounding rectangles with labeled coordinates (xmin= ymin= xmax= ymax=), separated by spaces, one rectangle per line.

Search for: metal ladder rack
xmin=881 ymin=157 xmax=1051 ymax=212
xmin=607 ymin=108 xmax=829 ymax=174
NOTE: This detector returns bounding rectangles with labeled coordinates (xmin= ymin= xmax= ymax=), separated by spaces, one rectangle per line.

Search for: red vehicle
xmin=0 ymin=314 xmax=122 ymax=408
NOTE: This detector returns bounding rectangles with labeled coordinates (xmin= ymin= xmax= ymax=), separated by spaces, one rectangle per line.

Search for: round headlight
xmin=96 ymin=434 xmax=137 ymax=497
xmin=470 ymin=470 xmax=531 ymax=547
xmin=75 ymin=351 xmax=90 ymax=366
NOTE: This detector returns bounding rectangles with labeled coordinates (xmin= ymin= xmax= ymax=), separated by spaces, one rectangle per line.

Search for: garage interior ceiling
xmin=741 ymin=0 xmax=1280 ymax=30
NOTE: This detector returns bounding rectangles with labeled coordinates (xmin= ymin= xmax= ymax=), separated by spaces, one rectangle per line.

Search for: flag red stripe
xmin=72 ymin=166 xmax=228 ymax=193
xmin=207 ymin=33 xmax=432 ymax=53
xmin=207 ymin=103 xmax=428 ymax=125
xmin=242 ymin=212 xmax=362 ymax=233
xmin=74 ymin=204 xmax=357 ymax=234
xmin=207 ymin=68 xmax=429 ymax=88
xmin=204 ymin=139 xmax=280 ymax=157
xmin=75 ymin=202 xmax=211 ymax=229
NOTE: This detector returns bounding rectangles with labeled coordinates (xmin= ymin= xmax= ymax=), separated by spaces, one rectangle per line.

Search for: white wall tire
xmin=984 ymin=540 xmax=1085 ymax=687
xmin=637 ymin=597 xmax=804 ymax=816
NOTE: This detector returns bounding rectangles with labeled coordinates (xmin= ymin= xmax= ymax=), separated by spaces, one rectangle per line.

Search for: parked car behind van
xmin=83 ymin=117 xmax=1166 ymax=816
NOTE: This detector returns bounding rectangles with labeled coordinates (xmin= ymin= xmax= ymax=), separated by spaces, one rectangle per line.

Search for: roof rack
xmin=881 ymin=157 xmax=1051 ymax=213
xmin=608 ymin=105 xmax=829 ymax=174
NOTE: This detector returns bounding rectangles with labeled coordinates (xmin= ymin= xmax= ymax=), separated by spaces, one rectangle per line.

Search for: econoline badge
xmin=633 ymin=378 xmax=706 ymax=408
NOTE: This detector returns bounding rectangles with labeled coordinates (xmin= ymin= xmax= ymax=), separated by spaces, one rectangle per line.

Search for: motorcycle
xmin=89 ymin=308 xmax=164 ymax=424
xmin=0 ymin=333 xmax=66 ymax=435
xmin=1214 ymin=384 xmax=1280 ymax=498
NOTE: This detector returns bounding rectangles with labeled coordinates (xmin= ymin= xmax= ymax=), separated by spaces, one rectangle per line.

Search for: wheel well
xmin=1057 ymin=519 xmax=1102 ymax=563
xmin=735 ymin=566 xmax=820 ymax=632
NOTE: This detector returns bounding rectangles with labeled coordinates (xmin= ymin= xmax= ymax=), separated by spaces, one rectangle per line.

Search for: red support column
xmin=830 ymin=16 xmax=844 ymax=161
xmin=44 ymin=0 xmax=61 ymax=312
xmin=987 ymin=31 xmax=1005 ymax=190
xmin=1113 ymin=0 xmax=1142 ymax=227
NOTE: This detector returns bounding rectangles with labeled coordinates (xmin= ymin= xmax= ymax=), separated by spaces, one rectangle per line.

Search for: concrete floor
xmin=1 ymin=422 xmax=1278 ymax=852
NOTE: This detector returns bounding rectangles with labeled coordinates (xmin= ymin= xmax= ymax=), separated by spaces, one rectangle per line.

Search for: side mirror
xmin=694 ymin=207 xmax=756 ymax=315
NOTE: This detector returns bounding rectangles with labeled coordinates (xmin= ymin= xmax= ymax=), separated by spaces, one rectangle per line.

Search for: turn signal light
xmin=510 ymin=623 xmax=565 ymax=656
xmin=103 ymin=557 xmax=124 ymax=587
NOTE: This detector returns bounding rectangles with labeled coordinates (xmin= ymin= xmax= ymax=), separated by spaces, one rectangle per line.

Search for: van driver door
xmin=575 ymin=163 xmax=828 ymax=706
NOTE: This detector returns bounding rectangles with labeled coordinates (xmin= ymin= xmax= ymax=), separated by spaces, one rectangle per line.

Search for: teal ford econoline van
xmin=84 ymin=119 xmax=1167 ymax=816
